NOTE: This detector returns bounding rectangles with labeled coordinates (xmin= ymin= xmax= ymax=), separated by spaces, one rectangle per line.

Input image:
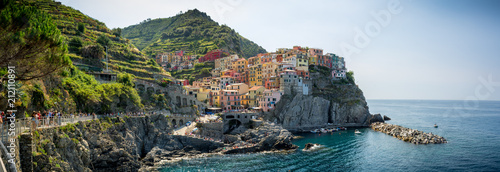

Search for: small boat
xmin=355 ymin=129 xmax=361 ymax=134
xmin=434 ymin=124 xmax=438 ymax=128
xmin=320 ymin=128 xmax=328 ymax=133
xmin=310 ymin=129 xmax=320 ymax=133
xmin=338 ymin=127 xmax=347 ymax=131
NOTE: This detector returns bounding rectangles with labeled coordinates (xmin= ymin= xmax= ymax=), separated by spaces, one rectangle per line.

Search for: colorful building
xmin=308 ymin=48 xmax=323 ymax=56
xmin=262 ymin=62 xmax=278 ymax=79
xmin=199 ymin=49 xmax=229 ymax=62
xmin=259 ymin=89 xmax=283 ymax=112
xmin=232 ymin=58 xmax=248 ymax=73
xmin=248 ymin=64 xmax=263 ymax=87
xmin=264 ymin=76 xmax=280 ymax=89
xmin=248 ymin=86 xmax=265 ymax=107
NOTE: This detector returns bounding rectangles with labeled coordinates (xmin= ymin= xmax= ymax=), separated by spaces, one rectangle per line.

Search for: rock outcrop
xmin=383 ymin=115 xmax=391 ymax=121
xmin=32 ymin=115 xmax=223 ymax=172
xmin=371 ymin=122 xmax=447 ymax=144
xmin=303 ymin=143 xmax=319 ymax=151
xmin=265 ymin=84 xmax=384 ymax=132
xmin=224 ymin=122 xmax=298 ymax=154
xmin=31 ymin=115 xmax=296 ymax=171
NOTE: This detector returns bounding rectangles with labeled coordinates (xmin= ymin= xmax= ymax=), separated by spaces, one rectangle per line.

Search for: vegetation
xmin=346 ymin=71 xmax=355 ymax=84
xmin=171 ymin=62 xmax=214 ymax=84
xmin=20 ymin=0 xmax=170 ymax=81
xmin=0 ymin=0 xmax=71 ymax=81
xmin=122 ymin=9 xmax=267 ymax=58
xmin=62 ymin=67 xmax=143 ymax=113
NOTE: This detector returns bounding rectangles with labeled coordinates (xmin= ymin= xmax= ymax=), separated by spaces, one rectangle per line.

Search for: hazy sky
xmin=58 ymin=0 xmax=500 ymax=101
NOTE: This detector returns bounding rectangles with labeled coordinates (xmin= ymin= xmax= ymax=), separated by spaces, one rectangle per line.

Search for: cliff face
xmin=265 ymin=84 xmax=383 ymax=132
xmin=31 ymin=114 xmax=297 ymax=171
xmin=32 ymin=115 xmax=222 ymax=172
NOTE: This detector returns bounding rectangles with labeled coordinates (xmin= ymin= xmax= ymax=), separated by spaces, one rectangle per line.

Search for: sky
xmin=58 ymin=0 xmax=500 ymax=101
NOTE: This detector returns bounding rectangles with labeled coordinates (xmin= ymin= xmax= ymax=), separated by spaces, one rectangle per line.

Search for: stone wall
xmin=198 ymin=123 xmax=223 ymax=139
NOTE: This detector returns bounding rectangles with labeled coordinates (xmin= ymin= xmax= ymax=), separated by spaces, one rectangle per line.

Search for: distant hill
xmin=122 ymin=9 xmax=267 ymax=58
xmin=22 ymin=0 xmax=170 ymax=81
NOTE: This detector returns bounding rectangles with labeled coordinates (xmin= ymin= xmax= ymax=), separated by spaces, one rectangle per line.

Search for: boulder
xmin=303 ymin=143 xmax=318 ymax=150
xmin=383 ymin=115 xmax=391 ymax=121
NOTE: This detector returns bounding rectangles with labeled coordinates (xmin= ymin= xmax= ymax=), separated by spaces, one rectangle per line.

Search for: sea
xmin=159 ymin=100 xmax=500 ymax=171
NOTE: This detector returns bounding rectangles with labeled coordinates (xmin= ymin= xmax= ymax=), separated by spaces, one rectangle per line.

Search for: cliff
xmin=264 ymin=72 xmax=383 ymax=132
xmin=30 ymin=114 xmax=296 ymax=171
xmin=32 ymin=115 xmax=221 ymax=171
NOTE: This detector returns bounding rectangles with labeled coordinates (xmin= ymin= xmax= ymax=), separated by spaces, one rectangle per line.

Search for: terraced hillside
xmin=22 ymin=0 xmax=170 ymax=81
xmin=122 ymin=9 xmax=267 ymax=58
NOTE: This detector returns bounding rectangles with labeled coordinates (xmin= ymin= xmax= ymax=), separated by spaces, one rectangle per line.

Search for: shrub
xmin=77 ymin=23 xmax=86 ymax=33
xmin=97 ymin=34 xmax=111 ymax=47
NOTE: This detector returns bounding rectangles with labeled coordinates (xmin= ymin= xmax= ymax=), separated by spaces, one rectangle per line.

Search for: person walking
xmin=31 ymin=111 xmax=37 ymax=130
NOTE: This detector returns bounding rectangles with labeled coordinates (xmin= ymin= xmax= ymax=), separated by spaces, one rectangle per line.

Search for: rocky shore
xmin=30 ymin=114 xmax=296 ymax=172
xmin=371 ymin=122 xmax=447 ymax=144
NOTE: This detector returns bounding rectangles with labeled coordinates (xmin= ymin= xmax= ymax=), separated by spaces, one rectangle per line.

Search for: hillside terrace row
xmin=164 ymin=46 xmax=348 ymax=112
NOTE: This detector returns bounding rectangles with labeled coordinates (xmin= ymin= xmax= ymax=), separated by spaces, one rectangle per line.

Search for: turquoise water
xmin=160 ymin=100 xmax=500 ymax=171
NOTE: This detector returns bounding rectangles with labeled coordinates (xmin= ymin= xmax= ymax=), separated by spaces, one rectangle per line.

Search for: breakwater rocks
xmin=371 ymin=122 xmax=447 ymax=144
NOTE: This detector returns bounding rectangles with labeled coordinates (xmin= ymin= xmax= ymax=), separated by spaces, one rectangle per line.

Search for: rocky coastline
xmin=371 ymin=122 xmax=447 ymax=144
xmin=30 ymin=114 xmax=296 ymax=172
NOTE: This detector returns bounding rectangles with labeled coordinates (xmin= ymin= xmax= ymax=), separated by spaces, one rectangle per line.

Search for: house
xmin=248 ymin=56 xmax=261 ymax=66
xmin=199 ymin=49 xmax=228 ymax=62
xmin=175 ymin=79 xmax=189 ymax=86
xmin=296 ymin=53 xmax=309 ymax=71
xmin=262 ymin=62 xmax=278 ymax=80
xmin=316 ymin=54 xmax=331 ymax=69
xmin=264 ymin=76 xmax=280 ymax=89
xmin=279 ymin=70 xmax=309 ymax=95
xmin=221 ymin=83 xmax=249 ymax=111
xmin=260 ymin=54 xmax=272 ymax=64
xmin=248 ymin=86 xmax=265 ymax=107
xmin=332 ymin=69 xmax=347 ymax=80
xmin=175 ymin=50 xmax=185 ymax=57
xmin=259 ymin=89 xmax=283 ymax=112
xmin=248 ymin=64 xmax=263 ymax=87
xmin=231 ymin=58 xmax=248 ymax=73
xmin=283 ymin=55 xmax=297 ymax=68
xmin=219 ymin=76 xmax=235 ymax=89
xmin=296 ymin=70 xmax=310 ymax=80
xmin=308 ymin=48 xmax=323 ymax=56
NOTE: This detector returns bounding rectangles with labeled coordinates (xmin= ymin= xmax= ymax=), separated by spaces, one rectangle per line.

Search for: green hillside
xmin=21 ymin=0 xmax=170 ymax=81
xmin=122 ymin=9 xmax=267 ymax=58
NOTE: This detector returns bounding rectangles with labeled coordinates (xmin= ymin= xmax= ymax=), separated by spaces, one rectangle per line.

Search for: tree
xmin=68 ymin=37 xmax=83 ymax=52
xmin=97 ymin=34 xmax=111 ymax=47
xmin=111 ymin=28 xmax=121 ymax=37
xmin=117 ymin=73 xmax=135 ymax=87
xmin=346 ymin=71 xmax=355 ymax=84
xmin=0 ymin=2 xmax=71 ymax=82
xmin=77 ymin=23 xmax=86 ymax=33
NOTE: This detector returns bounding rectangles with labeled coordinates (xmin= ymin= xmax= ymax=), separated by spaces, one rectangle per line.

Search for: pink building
xmin=221 ymin=90 xmax=240 ymax=111
xmin=308 ymin=48 xmax=323 ymax=56
xmin=259 ymin=89 xmax=283 ymax=112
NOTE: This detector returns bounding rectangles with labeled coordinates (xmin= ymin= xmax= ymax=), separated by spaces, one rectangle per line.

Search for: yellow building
xmin=196 ymin=88 xmax=210 ymax=103
xmin=309 ymin=55 xmax=318 ymax=66
xmin=231 ymin=58 xmax=248 ymax=73
xmin=248 ymin=86 xmax=265 ymax=107
xmin=296 ymin=56 xmax=309 ymax=71
xmin=248 ymin=56 xmax=259 ymax=66
xmin=248 ymin=64 xmax=263 ymax=87
xmin=211 ymin=91 xmax=221 ymax=107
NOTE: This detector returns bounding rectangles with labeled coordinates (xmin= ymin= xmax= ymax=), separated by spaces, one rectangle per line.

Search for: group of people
xmin=0 ymin=111 xmax=15 ymax=124
xmin=30 ymin=110 xmax=64 ymax=128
